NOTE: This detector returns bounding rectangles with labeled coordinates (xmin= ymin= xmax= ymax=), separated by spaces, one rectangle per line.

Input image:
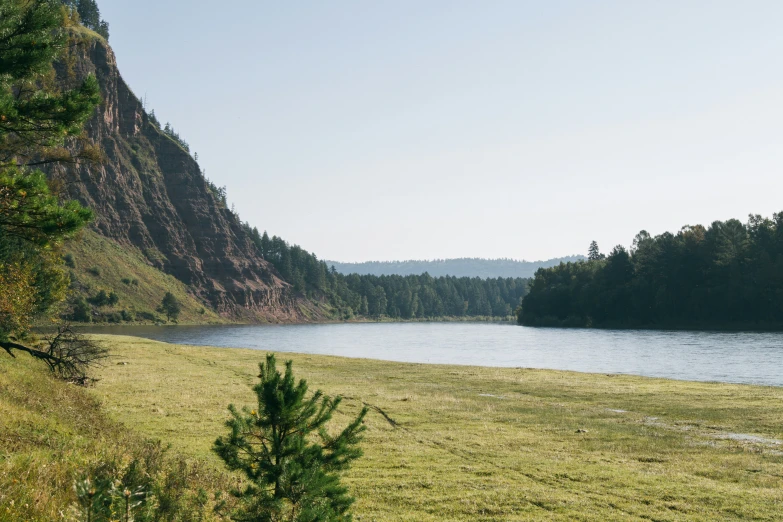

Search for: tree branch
xmin=1 ymin=325 xmax=109 ymax=384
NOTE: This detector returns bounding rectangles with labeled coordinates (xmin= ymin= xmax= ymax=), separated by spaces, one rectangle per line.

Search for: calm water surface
xmin=83 ymin=323 xmax=783 ymax=386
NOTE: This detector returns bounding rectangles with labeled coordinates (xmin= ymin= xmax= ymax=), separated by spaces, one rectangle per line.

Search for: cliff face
xmin=51 ymin=35 xmax=307 ymax=321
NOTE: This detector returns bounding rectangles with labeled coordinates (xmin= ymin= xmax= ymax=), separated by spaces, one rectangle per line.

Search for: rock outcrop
xmin=50 ymin=34 xmax=307 ymax=321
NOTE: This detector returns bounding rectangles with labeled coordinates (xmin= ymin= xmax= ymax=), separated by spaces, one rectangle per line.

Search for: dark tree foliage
xmin=587 ymin=241 xmax=604 ymax=261
xmin=214 ymin=354 xmax=367 ymax=521
xmin=244 ymin=225 xmax=528 ymax=320
xmin=70 ymin=295 xmax=91 ymax=322
xmin=0 ymin=0 xmax=100 ymax=377
xmin=158 ymin=292 xmax=181 ymax=322
xmin=519 ymin=214 xmax=783 ymax=329
xmin=0 ymin=168 xmax=92 ymax=246
xmin=0 ymin=0 xmax=101 ymax=164
xmin=147 ymin=109 xmax=161 ymax=129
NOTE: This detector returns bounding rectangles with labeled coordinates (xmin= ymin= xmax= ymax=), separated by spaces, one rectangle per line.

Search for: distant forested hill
xmin=324 ymin=257 xmax=584 ymax=279
xmin=519 ymin=213 xmax=783 ymax=330
xmin=242 ymin=231 xmax=529 ymax=319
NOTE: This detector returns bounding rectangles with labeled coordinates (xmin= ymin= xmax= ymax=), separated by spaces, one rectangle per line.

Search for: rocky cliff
xmin=50 ymin=33 xmax=310 ymax=322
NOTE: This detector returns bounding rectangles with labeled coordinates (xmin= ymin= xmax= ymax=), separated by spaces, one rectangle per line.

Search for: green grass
xmin=63 ymin=230 xmax=227 ymax=324
xmin=0 ymin=348 xmax=233 ymax=521
xmin=87 ymin=335 xmax=783 ymax=521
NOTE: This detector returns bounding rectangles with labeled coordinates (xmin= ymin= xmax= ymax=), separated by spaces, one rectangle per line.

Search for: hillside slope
xmin=63 ymin=230 xmax=229 ymax=324
xmin=48 ymin=31 xmax=314 ymax=322
xmin=0 ymin=347 xmax=228 ymax=521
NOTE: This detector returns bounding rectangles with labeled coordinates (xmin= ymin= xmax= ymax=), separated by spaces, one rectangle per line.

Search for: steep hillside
xmin=326 ymin=256 xmax=585 ymax=279
xmin=63 ymin=230 xmax=228 ymax=324
xmin=48 ymin=31 xmax=316 ymax=322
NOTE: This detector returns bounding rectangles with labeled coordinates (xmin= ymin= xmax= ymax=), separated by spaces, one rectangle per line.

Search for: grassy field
xmin=85 ymin=335 xmax=783 ymax=521
xmin=0 ymin=339 xmax=230 ymax=522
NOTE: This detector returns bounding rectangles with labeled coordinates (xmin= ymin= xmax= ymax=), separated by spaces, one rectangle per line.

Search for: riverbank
xmin=36 ymin=314 xmax=515 ymax=329
xmin=82 ymin=334 xmax=783 ymax=520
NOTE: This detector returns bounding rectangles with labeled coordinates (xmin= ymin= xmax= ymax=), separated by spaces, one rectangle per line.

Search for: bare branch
xmin=1 ymin=324 xmax=109 ymax=385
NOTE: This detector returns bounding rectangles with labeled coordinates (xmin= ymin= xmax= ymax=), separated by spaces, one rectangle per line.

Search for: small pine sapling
xmin=214 ymin=354 xmax=368 ymax=521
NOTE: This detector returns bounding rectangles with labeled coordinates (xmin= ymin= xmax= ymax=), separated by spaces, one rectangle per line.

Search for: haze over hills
xmin=325 ymin=257 xmax=585 ymax=279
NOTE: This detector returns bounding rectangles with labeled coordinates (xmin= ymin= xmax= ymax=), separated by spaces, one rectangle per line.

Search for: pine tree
xmin=0 ymin=0 xmax=99 ymax=367
xmin=214 ymin=354 xmax=368 ymax=521
xmin=76 ymin=0 xmax=100 ymax=28
xmin=588 ymin=241 xmax=604 ymax=261
xmin=260 ymin=231 xmax=272 ymax=258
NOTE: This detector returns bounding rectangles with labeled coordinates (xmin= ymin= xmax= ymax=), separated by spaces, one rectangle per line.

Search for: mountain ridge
xmin=325 ymin=256 xmax=585 ymax=279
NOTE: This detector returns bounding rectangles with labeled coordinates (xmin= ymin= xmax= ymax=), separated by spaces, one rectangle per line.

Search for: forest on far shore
xmin=244 ymin=227 xmax=528 ymax=319
xmin=519 ymin=213 xmax=783 ymax=330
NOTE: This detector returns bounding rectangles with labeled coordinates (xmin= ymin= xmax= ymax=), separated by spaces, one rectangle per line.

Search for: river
xmin=80 ymin=322 xmax=783 ymax=387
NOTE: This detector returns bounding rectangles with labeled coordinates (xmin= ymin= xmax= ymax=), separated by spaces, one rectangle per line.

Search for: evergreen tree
xmin=520 ymin=212 xmax=783 ymax=329
xmin=260 ymin=230 xmax=272 ymax=258
xmin=0 ymin=0 xmax=99 ymax=370
xmin=588 ymin=241 xmax=603 ymax=261
xmin=0 ymin=0 xmax=101 ymax=163
xmin=148 ymin=109 xmax=161 ymax=129
xmin=214 ymin=354 xmax=368 ymax=521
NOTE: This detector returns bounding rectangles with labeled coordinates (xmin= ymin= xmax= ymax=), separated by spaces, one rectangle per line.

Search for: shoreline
xmin=33 ymin=314 xmax=516 ymax=330
xmin=83 ymin=332 xmax=783 ymax=389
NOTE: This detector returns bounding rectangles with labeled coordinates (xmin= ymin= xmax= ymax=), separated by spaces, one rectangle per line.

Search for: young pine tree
xmin=214 ymin=354 xmax=368 ymax=522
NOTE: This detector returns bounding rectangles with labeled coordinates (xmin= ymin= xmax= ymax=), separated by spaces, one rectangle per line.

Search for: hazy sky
xmin=99 ymin=0 xmax=783 ymax=262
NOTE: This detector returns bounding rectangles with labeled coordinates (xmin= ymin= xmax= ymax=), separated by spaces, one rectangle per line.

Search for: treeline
xmin=244 ymin=226 xmax=527 ymax=319
xmin=61 ymin=0 xmax=109 ymax=39
xmin=326 ymin=256 xmax=584 ymax=279
xmin=162 ymin=122 xmax=190 ymax=152
xmin=519 ymin=213 xmax=783 ymax=329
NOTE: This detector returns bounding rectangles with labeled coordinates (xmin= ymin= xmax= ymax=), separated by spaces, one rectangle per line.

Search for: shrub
xmin=121 ymin=277 xmax=132 ymax=285
xmin=63 ymin=253 xmax=75 ymax=268
xmin=73 ymin=443 xmax=225 ymax=522
xmin=108 ymin=291 xmax=119 ymax=306
xmin=120 ymin=309 xmax=135 ymax=322
xmin=106 ymin=312 xmax=122 ymax=323
xmin=136 ymin=311 xmax=158 ymax=322
xmin=87 ymin=266 xmax=101 ymax=277
xmin=70 ymin=296 xmax=92 ymax=323
xmin=89 ymin=289 xmax=110 ymax=307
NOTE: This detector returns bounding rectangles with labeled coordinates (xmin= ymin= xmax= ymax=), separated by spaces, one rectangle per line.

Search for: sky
xmin=98 ymin=0 xmax=783 ymax=262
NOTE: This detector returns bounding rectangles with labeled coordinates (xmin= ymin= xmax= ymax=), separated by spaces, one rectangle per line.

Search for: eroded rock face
xmin=51 ymin=37 xmax=306 ymax=322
